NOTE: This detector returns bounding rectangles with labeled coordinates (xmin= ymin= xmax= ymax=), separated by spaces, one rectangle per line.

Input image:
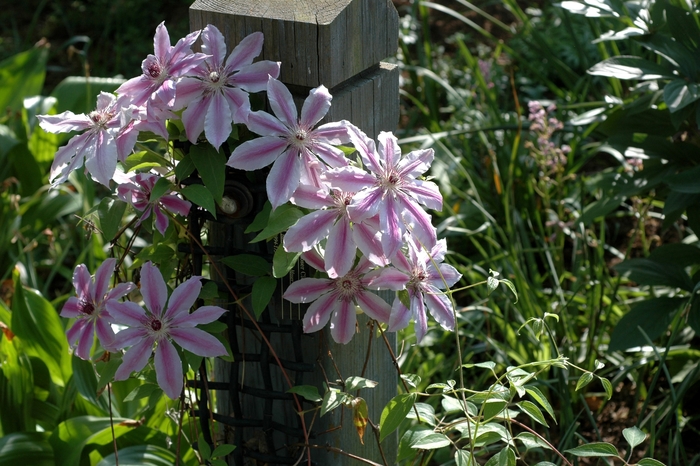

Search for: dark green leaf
xmin=411 ymin=433 xmax=451 ymax=450
xmin=482 ymin=398 xmax=508 ymax=420
xmin=182 ymin=184 xmax=217 ymax=218
xmin=121 ymin=151 xmax=170 ymax=173
xmin=380 ymin=393 xmax=417 ymax=442
xmin=601 ymin=378 xmax=613 ymax=400
xmin=51 ymin=76 xmax=124 ymax=115
xmin=397 ymin=426 xmax=432 ymax=462
xmin=668 ymin=165 xmax=700 ymax=193
xmin=518 ymin=400 xmax=549 ymax=427
xmin=174 ymin=153 xmax=195 ymax=180
xmin=565 ymin=442 xmax=618 ymax=457
xmin=220 ymin=254 xmax=271 ymax=277
xmin=211 ymin=444 xmax=236 ymax=458
xmin=251 ymin=205 xmax=304 ymax=243
xmin=575 ymin=372 xmax=594 ymax=392
xmin=244 ymin=201 xmax=271 ymax=234
xmin=97 ymin=198 xmax=127 ymax=242
xmin=398 ymin=290 xmax=411 ymax=309
xmin=588 ymin=56 xmax=675 ymax=80
xmin=123 ymin=383 xmax=159 ymax=402
xmin=198 ymin=433 xmax=212 ymax=460
xmin=320 ymin=389 xmax=346 ymax=417
xmin=455 ymin=450 xmax=476 ymax=466
xmin=273 ymin=246 xmax=301 ymax=279
xmin=648 ymin=243 xmax=700 ymax=267
xmin=251 ymin=276 xmax=277 ymax=318
xmin=637 ymin=459 xmax=666 ymax=466
xmin=665 ymin=80 xmax=700 ymax=113
xmin=0 ymin=48 xmax=48 ymax=113
xmin=190 ymin=144 xmax=226 ymax=205
xmin=345 ymin=376 xmax=378 ymax=392
xmin=405 ymin=402 xmax=436 ymax=426
xmin=96 ymin=445 xmax=177 ymax=466
xmin=614 ymin=258 xmax=694 ymax=291
xmin=623 ymin=426 xmax=646 ymax=450
xmin=609 ymin=297 xmax=687 ymax=351
xmin=0 ymin=432 xmax=54 ymax=466
xmin=287 ymin=385 xmax=322 ymax=402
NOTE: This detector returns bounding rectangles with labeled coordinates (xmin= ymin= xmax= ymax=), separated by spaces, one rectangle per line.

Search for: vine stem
xmin=509 ymin=418 xmax=574 ymax=466
xmin=297 ymin=443 xmax=384 ymax=465
xmin=170 ymin=213 xmax=312 ymax=466
xmin=108 ymin=383 xmax=119 ymax=466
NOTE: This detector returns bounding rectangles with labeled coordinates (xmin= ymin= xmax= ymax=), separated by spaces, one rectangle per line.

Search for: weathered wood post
xmin=189 ymin=1 xmax=400 ymax=465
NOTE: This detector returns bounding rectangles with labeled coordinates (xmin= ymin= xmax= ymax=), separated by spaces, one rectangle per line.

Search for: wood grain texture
xmin=190 ymin=0 xmax=398 ymax=87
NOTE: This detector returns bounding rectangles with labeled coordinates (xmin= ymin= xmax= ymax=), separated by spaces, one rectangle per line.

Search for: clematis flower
xmin=284 ymin=184 xmax=387 ymax=278
xmin=107 ymin=262 xmax=227 ymax=399
xmin=61 ymin=258 xmax=135 ymax=360
xmin=175 ymin=26 xmax=281 ymax=150
xmin=116 ymin=22 xmax=207 ymax=114
xmin=368 ymin=237 xmax=461 ymax=343
xmin=322 ymin=125 xmax=443 ymax=258
xmin=226 ymin=76 xmax=350 ymax=209
xmin=283 ymin=251 xmax=392 ymax=344
xmin=117 ymin=172 xmax=191 ymax=235
xmin=38 ymin=92 xmax=138 ymax=186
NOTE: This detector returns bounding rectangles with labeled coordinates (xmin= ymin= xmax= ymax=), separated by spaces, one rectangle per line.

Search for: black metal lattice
xmin=181 ymin=172 xmax=317 ymax=465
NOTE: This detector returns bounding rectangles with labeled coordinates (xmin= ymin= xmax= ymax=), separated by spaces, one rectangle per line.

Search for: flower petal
xmin=324 ymin=219 xmax=355 ymax=279
xmin=112 ymin=327 xmax=149 ymax=349
xmin=302 ymin=291 xmax=337 ymax=334
xmin=284 ymin=210 xmax=337 ymax=252
xmin=75 ymin=320 xmax=95 ymax=360
xmin=245 ymin=110 xmax=288 ymax=137
xmin=323 ymin=166 xmax=375 ymax=193
xmin=289 ymin=184 xmax=333 ymax=209
xmin=365 ymin=267 xmax=408 ymax=291
xmin=283 ymin=278 xmax=333 ymax=303
xmin=95 ymin=318 xmax=116 ymax=349
xmin=428 ymin=264 xmax=461 ymax=289
xmin=233 ymin=60 xmax=281 ymax=93
xmin=379 ymin=194 xmax=403 ymax=258
xmin=170 ymin=327 xmax=227 ymax=357
xmin=204 ymin=91 xmax=232 ymax=150
xmin=346 ymin=187 xmax=382 ymax=222
xmin=93 ymin=258 xmax=116 ymax=304
xmin=300 ymin=85 xmax=331 ymax=129
xmin=38 ymin=111 xmax=91 ymax=133
xmin=330 ymin=299 xmax=356 ymax=344
xmin=226 ymin=136 xmax=288 ymax=171
xmin=223 ymin=87 xmax=250 ymax=124
xmin=404 ymin=179 xmax=443 ymax=211
xmin=377 ymin=131 xmax=401 ymax=170
xmin=266 ymin=77 xmax=297 ymax=128
xmin=164 ymin=276 xmax=202 ymax=321
xmin=388 ymin=297 xmax=411 ymax=332
xmin=107 ymin=300 xmax=147 ymax=327
xmin=84 ymin=130 xmax=117 ymax=186
xmin=355 ymin=291 xmax=391 ymax=323
xmin=181 ymin=95 xmax=209 ymax=144
xmin=225 ymin=31 xmax=264 ymax=71
xmin=412 ymin=293 xmax=428 ymax=344
xmin=115 ymin=337 xmax=154 ymax=380
xmin=153 ymin=22 xmax=171 ymax=59
xmin=352 ymin=222 xmax=388 ymax=267
xmin=424 ymin=286 xmax=456 ymax=331
xmin=66 ymin=320 xmax=86 ymax=347
xmin=72 ymin=264 xmax=91 ymax=301
xmin=61 ymin=297 xmax=83 ymax=318
xmin=170 ymin=305 xmax=226 ymax=328
xmin=154 ymin=339 xmax=183 ymax=399
xmin=201 ymin=24 xmax=226 ymax=67
xmin=266 ymin=148 xmax=301 ymax=209
xmin=140 ymin=262 xmax=167 ymax=316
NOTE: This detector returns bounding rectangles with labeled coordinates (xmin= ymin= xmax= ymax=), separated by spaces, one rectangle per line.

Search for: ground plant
xmin=0 ymin=0 xmax=697 ymax=465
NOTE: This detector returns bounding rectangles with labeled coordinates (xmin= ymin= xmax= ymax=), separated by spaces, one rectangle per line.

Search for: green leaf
xmin=72 ymin=357 xmax=107 ymax=413
xmin=220 ymin=254 xmax=271 ymax=277
xmin=96 ymin=445 xmax=177 ymax=466
xmin=588 ymin=56 xmax=675 ymax=80
xmin=455 ymin=450 xmax=476 ymax=466
xmin=198 ymin=433 xmax=212 ymax=460
xmin=51 ymin=76 xmax=124 ymax=115
xmin=565 ymin=442 xmax=618 ymax=457
xmin=251 ymin=276 xmax=277 ymax=318
xmin=484 ymin=447 xmax=516 ymax=466
xmin=487 ymin=276 xmax=498 ymax=294
xmin=11 ymin=276 xmax=69 ymax=385
xmin=637 ymin=459 xmax=666 ymax=466
xmin=614 ymin=259 xmax=694 ymax=291
xmin=244 ymin=201 xmax=272 ymax=234
xmin=609 ymin=297 xmax=687 ymax=351
xmin=122 ymin=151 xmax=171 ymax=173
xmin=648 ymin=243 xmax=700 ymax=267
xmin=411 ymin=433 xmax=451 ymax=450
xmin=287 ymin=385 xmax=322 ymax=402
xmin=397 ymin=426 xmax=432 ymax=462
xmin=123 ymin=383 xmax=159 ymax=402
xmin=0 ymin=48 xmax=48 ymax=113
xmin=518 ymin=400 xmax=549 ymax=427
xmin=251 ymin=204 xmax=304 ymax=243
xmin=516 ymin=432 xmax=553 ymax=451
xmin=623 ymin=426 xmax=646 ymax=450
xmin=320 ymin=389 xmax=346 ymax=417
xmin=667 ymin=166 xmax=700 ymax=194
xmin=345 ymin=376 xmax=378 ymax=392
xmin=174 ymin=153 xmax=195 ymax=180
xmin=97 ymin=197 xmax=127 ymax=242
xmin=49 ymin=416 xmax=129 ymax=466
xmin=482 ymin=398 xmax=508 ymax=420
xmin=406 ymin=402 xmax=436 ymax=426
xmin=273 ymin=246 xmax=301 ymax=279
xmin=96 ymin=357 xmax=122 ymax=394
xmin=401 ymin=373 xmax=421 ymax=388
xmin=397 ymin=289 xmax=411 ymax=309
xmin=0 ymin=432 xmax=54 ymax=466
xmin=575 ymin=372 xmax=594 ymax=392
xmin=601 ymin=378 xmax=613 ymax=400
xmin=380 ymin=393 xmax=417 ymax=442
xmin=182 ymin=184 xmax=217 ymax=218
xmin=149 ymin=177 xmax=173 ymax=202
xmin=211 ymin=444 xmax=236 ymax=458
xmin=190 ymin=144 xmax=226 ymax=205
xmin=664 ymin=79 xmax=700 ymax=113
xmin=577 ymin=196 xmax=624 ymax=225
xmin=498 ymin=279 xmax=518 ymax=304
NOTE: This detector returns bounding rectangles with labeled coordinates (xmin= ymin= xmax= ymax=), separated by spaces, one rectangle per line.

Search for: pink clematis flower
xmin=107 ymin=262 xmax=227 ymax=399
xmin=61 ymin=258 xmax=135 ymax=360
xmin=175 ymin=26 xmax=281 ymax=150
xmin=226 ymin=77 xmax=349 ymax=209
xmin=284 ymin=184 xmax=387 ymax=279
xmin=117 ymin=172 xmax=191 ymax=235
xmin=116 ymin=22 xmax=207 ymax=115
xmin=368 ymin=237 xmax=461 ymax=343
xmin=322 ymin=125 xmax=443 ymax=258
xmin=283 ymin=251 xmax=391 ymax=344
xmin=38 ymin=92 xmax=138 ymax=186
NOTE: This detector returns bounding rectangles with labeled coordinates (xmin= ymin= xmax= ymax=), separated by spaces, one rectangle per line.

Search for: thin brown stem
xmin=298 ymin=443 xmax=384 ymax=465
xmin=108 ymin=384 xmax=119 ymax=466
xmin=509 ymin=418 xmax=573 ymax=466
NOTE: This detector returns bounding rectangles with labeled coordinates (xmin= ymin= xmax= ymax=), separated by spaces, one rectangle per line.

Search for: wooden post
xmin=190 ymin=1 xmax=400 ymax=464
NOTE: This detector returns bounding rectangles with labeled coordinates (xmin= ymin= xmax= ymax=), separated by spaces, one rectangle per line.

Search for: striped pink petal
xmin=154 ymin=338 xmax=183 ymax=399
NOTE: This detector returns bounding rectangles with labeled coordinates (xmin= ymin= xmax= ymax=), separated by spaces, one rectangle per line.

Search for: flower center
xmin=295 ymin=130 xmax=307 ymax=141
xmin=88 ymin=110 xmax=113 ymax=128
xmin=209 ymin=71 xmax=220 ymax=83
xmin=79 ymin=300 xmax=95 ymax=315
xmin=150 ymin=318 xmax=162 ymax=332
xmin=148 ymin=62 xmax=162 ymax=78
xmin=334 ymin=273 xmax=362 ymax=301
xmin=408 ymin=267 xmax=427 ymax=293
